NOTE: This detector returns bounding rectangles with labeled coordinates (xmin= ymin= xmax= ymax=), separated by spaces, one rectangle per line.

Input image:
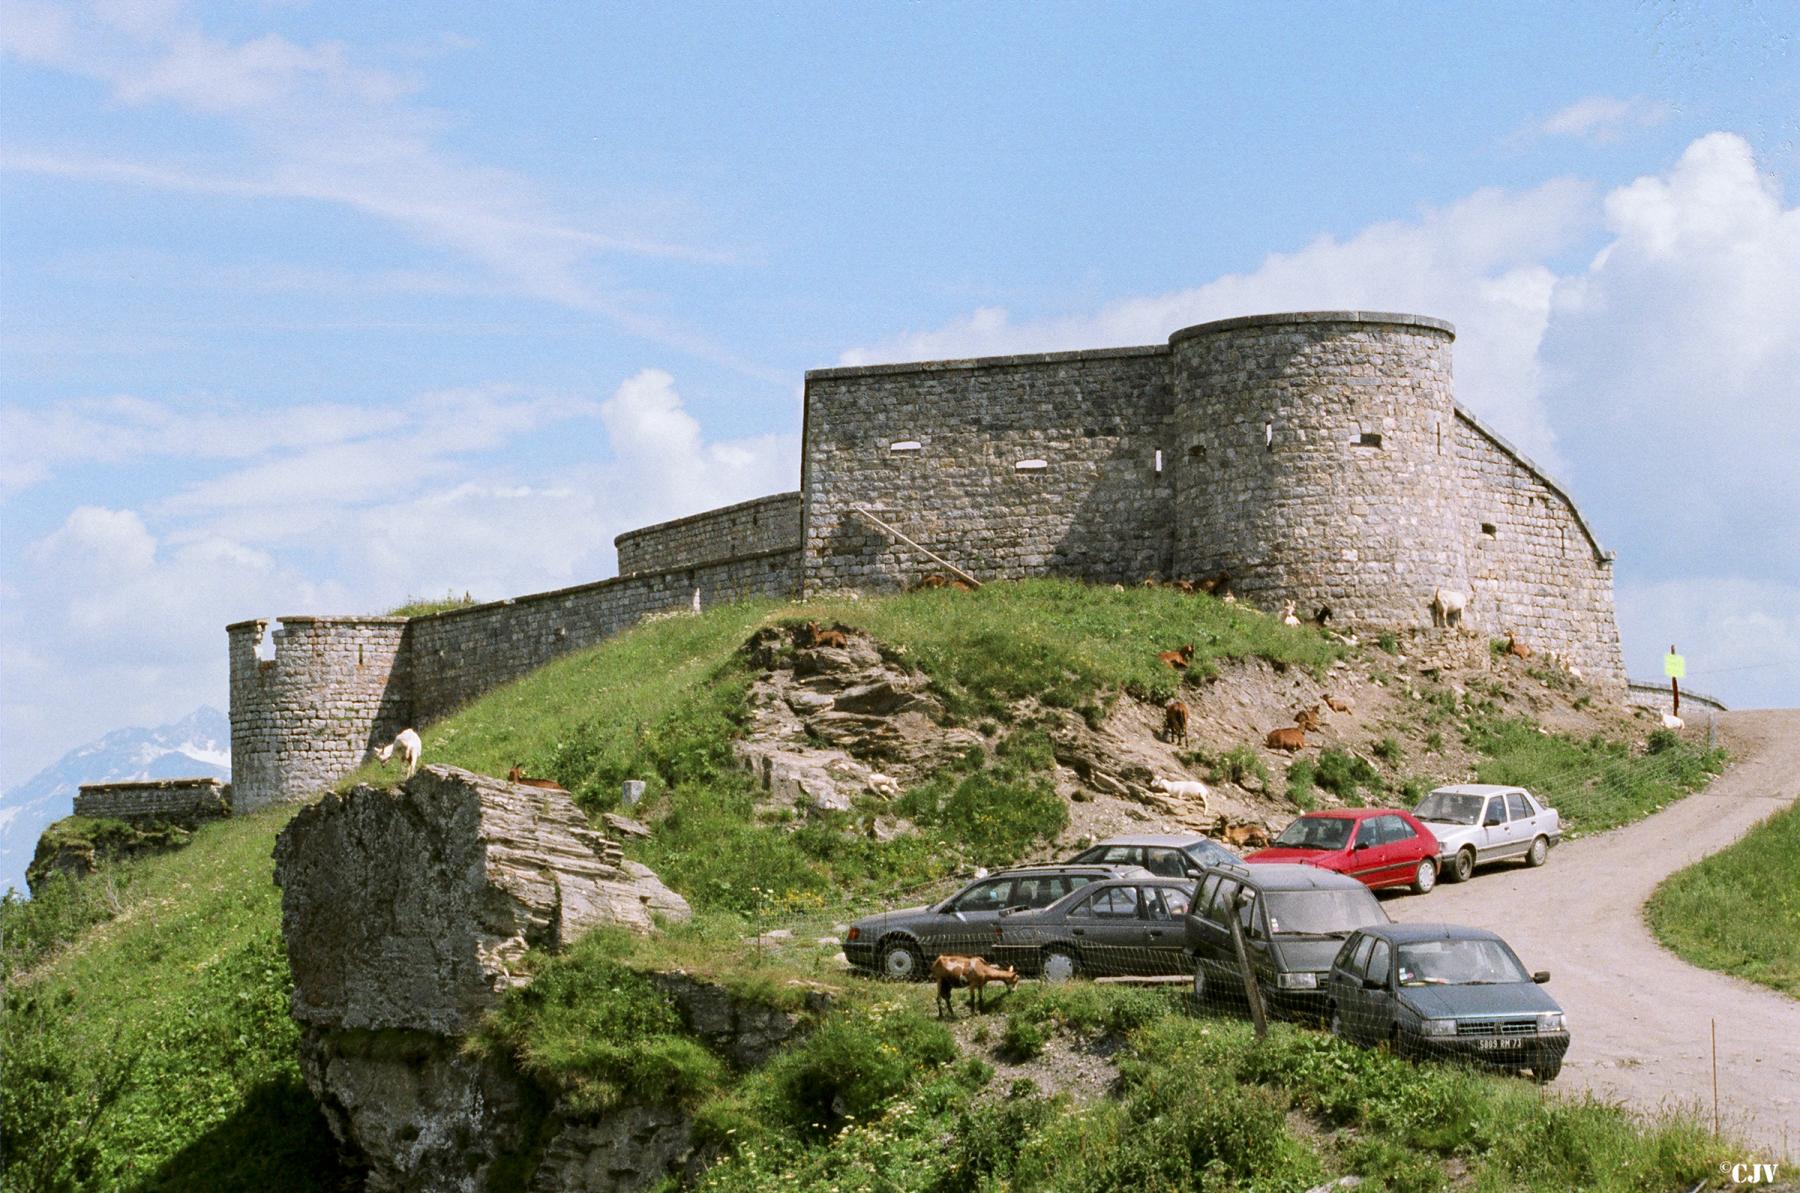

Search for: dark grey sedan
xmin=992 ymin=876 xmax=1197 ymax=981
xmin=1066 ymin=833 xmax=1240 ymax=877
xmin=842 ymin=864 xmax=1147 ymax=981
xmin=1325 ymin=922 xmax=1570 ymax=1081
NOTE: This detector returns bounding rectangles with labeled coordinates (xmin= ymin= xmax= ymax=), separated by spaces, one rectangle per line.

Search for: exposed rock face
xmin=274 ymin=766 xmax=694 ymax=1192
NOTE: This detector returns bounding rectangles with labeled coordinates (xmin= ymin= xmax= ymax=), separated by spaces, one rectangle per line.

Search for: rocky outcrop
xmin=274 ymin=766 xmax=694 ymax=1192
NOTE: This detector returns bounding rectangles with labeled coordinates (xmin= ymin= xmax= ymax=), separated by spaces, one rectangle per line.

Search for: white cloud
xmin=1615 ymin=576 xmax=1800 ymax=711
xmin=1523 ymin=95 xmax=1672 ymax=145
xmin=841 ymin=179 xmax=1596 ymax=464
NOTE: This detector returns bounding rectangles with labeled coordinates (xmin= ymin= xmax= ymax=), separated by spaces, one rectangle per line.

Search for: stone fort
xmin=229 ymin=311 xmax=1626 ymax=810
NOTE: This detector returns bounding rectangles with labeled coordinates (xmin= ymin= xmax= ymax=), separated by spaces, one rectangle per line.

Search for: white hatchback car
xmin=1410 ymin=784 xmax=1561 ymax=884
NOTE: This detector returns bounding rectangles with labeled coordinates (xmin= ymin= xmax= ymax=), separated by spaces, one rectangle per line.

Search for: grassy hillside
xmin=0 ymin=582 xmax=1739 ymax=1191
xmin=1647 ymin=800 xmax=1800 ymax=999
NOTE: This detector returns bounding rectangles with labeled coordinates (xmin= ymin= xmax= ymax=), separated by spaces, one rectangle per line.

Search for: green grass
xmin=383 ymin=589 xmax=480 ymax=616
xmin=0 ymin=807 xmax=345 ymax=1193
xmin=1315 ymin=748 xmax=1382 ymax=804
xmin=1647 ymin=800 xmax=1800 ymax=998
xmin=1464 ymin=715 xmax=1728 ymax=836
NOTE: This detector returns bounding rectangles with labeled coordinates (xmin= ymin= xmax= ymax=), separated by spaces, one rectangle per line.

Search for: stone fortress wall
xmin=230 ymin=310 xmax=1628 ymax=810
xmin=74 ymin=778 xmax=232 ymax=825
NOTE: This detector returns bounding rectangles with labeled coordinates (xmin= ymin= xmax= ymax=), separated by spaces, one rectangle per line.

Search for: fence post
xmin=1228 ymin=893 xmax=1269 ymax=1040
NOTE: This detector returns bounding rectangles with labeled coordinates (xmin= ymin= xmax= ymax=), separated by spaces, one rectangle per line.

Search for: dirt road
xmin=1387 ymin=708 xmax=1800 ymax=1159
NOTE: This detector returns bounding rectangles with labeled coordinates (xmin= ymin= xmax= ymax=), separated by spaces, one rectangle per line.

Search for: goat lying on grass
xmin=931 ymin=954 xmax=1019 ymax=1017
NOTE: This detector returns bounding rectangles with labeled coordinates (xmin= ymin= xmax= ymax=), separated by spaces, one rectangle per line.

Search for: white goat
xmin=1280 ymin=600 xmax=1300 ymax=627
xmin=1660 ymin=713 xmax=1684 ymax=731
xmin=1431 ymin=586 xmax=1467 ymax=628
xmin=376 ymin=728 xmax=423 ymax=777
xmin=866 ymin=772 xmax=900 ymax=798
xmin=1150 ymin=776 xmax=1210 ymax=814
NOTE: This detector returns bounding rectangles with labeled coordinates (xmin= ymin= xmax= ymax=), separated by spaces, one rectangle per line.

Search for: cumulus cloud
xmin=1 ymin=370 xmax=797 ymax=783
xmin=1614 ymin=577 xmax=1800 ymax=712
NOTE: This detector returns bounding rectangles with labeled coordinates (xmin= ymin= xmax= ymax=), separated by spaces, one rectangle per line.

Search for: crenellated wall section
xmin=230 ymin=309 xmax=1628 ymax=809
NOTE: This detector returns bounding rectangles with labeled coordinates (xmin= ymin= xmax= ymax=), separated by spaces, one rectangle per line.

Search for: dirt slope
xmin=1386 ymin=708 xmax=1800 ymax=1158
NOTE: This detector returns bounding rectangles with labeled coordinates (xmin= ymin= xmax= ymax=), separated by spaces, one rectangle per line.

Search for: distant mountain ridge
xmin=0 ymin=706 xmax=230 ymax=896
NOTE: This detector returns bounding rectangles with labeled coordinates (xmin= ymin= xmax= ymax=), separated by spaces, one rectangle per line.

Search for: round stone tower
xmin=1168 ymin=312 xmax=1468 ymax=627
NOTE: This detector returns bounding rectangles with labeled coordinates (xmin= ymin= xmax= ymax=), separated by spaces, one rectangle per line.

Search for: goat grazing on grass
xmin=1163 ymin=700 xmax=1189 ymax=745
xmin=1661 ymin=712 xmax=1684 ymax=731
xmin=1506 ymin=631 xmax=1533 ymax=660
xmin=931 ymin=955 xmax=1019 ymax=1017
xmin=1265 ymin=726 xmax=1306 ymax=753
xmin=506 ymin=765 xmax=568 ymax=793
xmin=797 ymin=620 xmax=849 ymax=649
xmin=376 ymin=728 xmax=422 ymax=778
xmin=1281 ymin=601 xmax=1301 ymax=627
xmin=1324 ymin=695 xmax=1351 ymax=714
xmin=1294 ymin=704 xmax=1323 ymax=733
xmin=1158 ymin=643 xmax=1195 ymax=670
xmin=1312 ymin=605 xmax=1333 ymax=627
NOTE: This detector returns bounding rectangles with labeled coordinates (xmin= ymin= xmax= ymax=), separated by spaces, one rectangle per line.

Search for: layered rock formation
xmin=274 ymin=766 xmax=695 ymax=1192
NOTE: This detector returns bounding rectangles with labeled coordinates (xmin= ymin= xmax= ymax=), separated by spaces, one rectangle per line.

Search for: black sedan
xmin=1325 ymin=922 xmax=1570 ymax=1081
xmin=992 ymin=876 xmax=1197 ymax=981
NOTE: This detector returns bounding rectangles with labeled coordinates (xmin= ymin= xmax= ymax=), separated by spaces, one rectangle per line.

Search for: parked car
xmin=1065 ymin=833 xmax=1240 ymax=877
xmin=842 ymin=864 xmax=1148 ymax=980
xmin=1411 ymin=784 xmax=1561 ymax=883
xmin=1324 ymin=922 xmax=1569 ymax=1081
xmin=1185 ymin=862 xmax=1391 ymax=1017
xmin=1247 ymin=808 xmax=1441 ymax=893
xmin=992 ymin=876 xmax=1197 ymax=980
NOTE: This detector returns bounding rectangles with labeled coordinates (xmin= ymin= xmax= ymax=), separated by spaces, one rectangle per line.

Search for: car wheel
xmin=878 ymin=938 xmax=924 ymax=982
xmin=1412 ymin=857 xmax=1438 ymax=894
xmin=1041 ymin=947 xmax=1080 ymax=984
xmin=1526 ymin=836 xmax=1550 ymax=868
xmin=1532 ymin=1058 xmax=1562 ymax=1082
xmin=1447 ymin=848 xmax=1475 ymax=884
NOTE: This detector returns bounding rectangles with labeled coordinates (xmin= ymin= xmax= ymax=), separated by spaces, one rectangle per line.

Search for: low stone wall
xmin=615 ymin=491 xmax=801 ymax=576
xmin=73 ymin=778 xmax=231 ymax=825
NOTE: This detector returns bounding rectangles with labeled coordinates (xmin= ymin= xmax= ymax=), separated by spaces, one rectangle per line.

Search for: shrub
xmin=1315 ymin=749 xmax=1381 ymax=802
xmin=1286 ymin=759 xmax=1318 ymax=810
xmin=1201 ymin=744 xmax=1270 ymax=790
xmin=756 ymin=1008 xmax=956 ymax=1137
xmin=895 ymin=730 xmax=1067 ymax=864
xmin=1373 ymin=735 xmax=1404 ymax=764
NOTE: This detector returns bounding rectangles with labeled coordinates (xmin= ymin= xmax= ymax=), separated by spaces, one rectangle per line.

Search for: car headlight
xmin=1536 ymin=1012 xmax=1565 ymax=1032
xmin=1276 ymin=971 xmax=1320 ymax=989
xmin=1418 ymin=1018 xmax=1457 ymax=1037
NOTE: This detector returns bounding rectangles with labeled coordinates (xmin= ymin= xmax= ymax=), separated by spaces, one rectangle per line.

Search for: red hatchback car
xmin=1247 ymin=809 xmax=1442 ymax=894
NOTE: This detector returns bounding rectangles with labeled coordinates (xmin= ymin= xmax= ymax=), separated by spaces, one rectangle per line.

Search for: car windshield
xmin=1413 ymin=791 xmax=1486 ymax=825
xmin=1261 ymin=889 xmax=1383 ymax=937
xmin=1396 ymin=939 xmax=1530 ymax=986
xmin=1274 ymin=816 xmax=1353 ymax=850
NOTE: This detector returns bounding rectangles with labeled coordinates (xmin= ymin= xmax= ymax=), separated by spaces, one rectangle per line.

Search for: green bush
xmin=896 ymin=730 xmax=1067 ymax=864
xmin=754 ymin=1007 xmax=957 ymax=1138
xmin=1286 ymin=759 xmax=1318 ymax=810
xmin=1315 ymin=749 xmax=1381 ymax=802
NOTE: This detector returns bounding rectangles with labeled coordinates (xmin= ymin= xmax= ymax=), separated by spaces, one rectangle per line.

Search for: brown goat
xmin=1265 ymin=726 xmax=1306 ymax=752
xmin=1164 ymin=700 xmax=1189 ymax=745
xmin=798 ymin=620 xmax=850 ymax=649
xmin=914 ymin=573 xmax=976 ymax=592
xmin=1324 ymin=695 xmax=1351 ymax=714
xmin=1294 ymin=704 xmax=1323 ymax=732
xmin=1169 ymin=579 xmax=1197 ymax=594
xmin=1159 ymin=643 xmax=1196 ymax=670
xmin=931 ymin=955 xmax=1020 ymax=1017
xmin=1506 ymin=632 xmax=1532 ymax=660
xmin=1218 ymin=821 xmax=1273 ymax=849
xmin=507 ymin=765 xmax=568 ymax=793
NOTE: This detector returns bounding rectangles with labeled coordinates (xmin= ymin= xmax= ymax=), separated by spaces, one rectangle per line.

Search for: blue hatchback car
xmin=1324 ymin=922 xmax=1569 ymax=1081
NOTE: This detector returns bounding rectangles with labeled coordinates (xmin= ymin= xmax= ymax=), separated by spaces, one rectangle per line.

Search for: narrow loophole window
xmin=358 ymin=644 xmax=364 ymax=667
xmin=889 ymin=440 xmax=922 ymax=453
xmin=1015 ymin=458 xmax=1048 ymax=471
xmin=1264 ymin=422 xmax=1274 ymax=450
xmin=1436 ymin=423 xmax=1442 ymax=454
xmin=1154 ymin=449 xmax=1164 ymax=473
xmin=1481 ymin=522 xmax=1497 ymax=538
xmin=1358 ymin=432 xmax=1383 ymax=448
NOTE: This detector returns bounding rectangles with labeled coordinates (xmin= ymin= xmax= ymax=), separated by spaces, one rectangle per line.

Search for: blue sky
xmin=3 ymin=2 xmax=1797 ymax=785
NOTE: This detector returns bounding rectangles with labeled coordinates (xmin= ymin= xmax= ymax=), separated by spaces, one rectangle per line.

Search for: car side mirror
xmin=1532 ymin=971 xmax=1550 ymax=984
xmin=1363 ymin=975 xmax=1386 ymax=990
xmin=1354 ymin=840 xmax=1372 ymax=850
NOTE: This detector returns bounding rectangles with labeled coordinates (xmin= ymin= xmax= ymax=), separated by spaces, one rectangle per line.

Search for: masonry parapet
xmin=75 ymin=778 xmax=231 ymax=826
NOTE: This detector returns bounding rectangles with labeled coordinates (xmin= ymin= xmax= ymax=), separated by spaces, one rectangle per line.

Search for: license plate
xmin=1476 ymin=1037 xmax=1522 ymax=1050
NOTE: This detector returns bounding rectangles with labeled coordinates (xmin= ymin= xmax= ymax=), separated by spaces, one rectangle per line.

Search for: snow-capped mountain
xmin=0 ymin=706 xmax=230 ymax=897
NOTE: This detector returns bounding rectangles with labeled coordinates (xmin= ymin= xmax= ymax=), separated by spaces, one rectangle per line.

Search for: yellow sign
xmin=1664 ymin=652 xmax=1686 ymax=679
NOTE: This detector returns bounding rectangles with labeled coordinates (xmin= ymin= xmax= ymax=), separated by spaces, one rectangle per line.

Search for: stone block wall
xmin=1454 ymin=412 xmax=1626 ymax=688
xmin=1626 ymin=682 xmax=1726 ymax=714
xmin=229 ymin=617 xmax=411 ymax=811
xmin=1170 ymin=313 xmax=1466 ymax=626
xmin=802 ymin=347 xmax=1176 ymax=592
xmin=615 ymin=492 xmax=801 ymax=576
xmin=407 ymin=548 xmax=800 ymax=724
xmin=74 ymin=778 xmax=231 ymax=825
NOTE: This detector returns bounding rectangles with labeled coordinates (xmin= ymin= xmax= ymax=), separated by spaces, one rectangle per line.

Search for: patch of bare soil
xmin=732 ymin=618 xmax=1670 ymax=856
xmin=938 ymin=999 xmax=1124 ymax=1105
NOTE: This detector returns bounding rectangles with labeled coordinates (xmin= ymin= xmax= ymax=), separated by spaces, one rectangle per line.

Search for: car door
xmin=1140 ymin=885 xmax=1188 ymax=973
xmin=1476 ymin=796 xmax=1509 ymax=863
xmin=1346 ymin=817 xmax=1390 ymax=886
xmin=1143 ymin=846 xmax=1191 ymax=878
xmin=1065 ymin=883 xmax=1145 ymax=975
xmin=929 ymin=877 xmax=1014 ymax=954
xmin=1331 ymin=933 xmax=1377 ymax=1042
xmin=1384 ymin=815 xmax=1429 ymax=882
xmin=1504 ymin=792 xmax=1535 ymax=856
xmin=1360 ymin=938 xmax=1399 ymax=1042
xmin=1193 ymin=876 xmax=1241 ymax=980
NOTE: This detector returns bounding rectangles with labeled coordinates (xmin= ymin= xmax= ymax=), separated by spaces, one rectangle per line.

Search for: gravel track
xmin=1385 ymin=708 xmax=1800 ymax=1158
